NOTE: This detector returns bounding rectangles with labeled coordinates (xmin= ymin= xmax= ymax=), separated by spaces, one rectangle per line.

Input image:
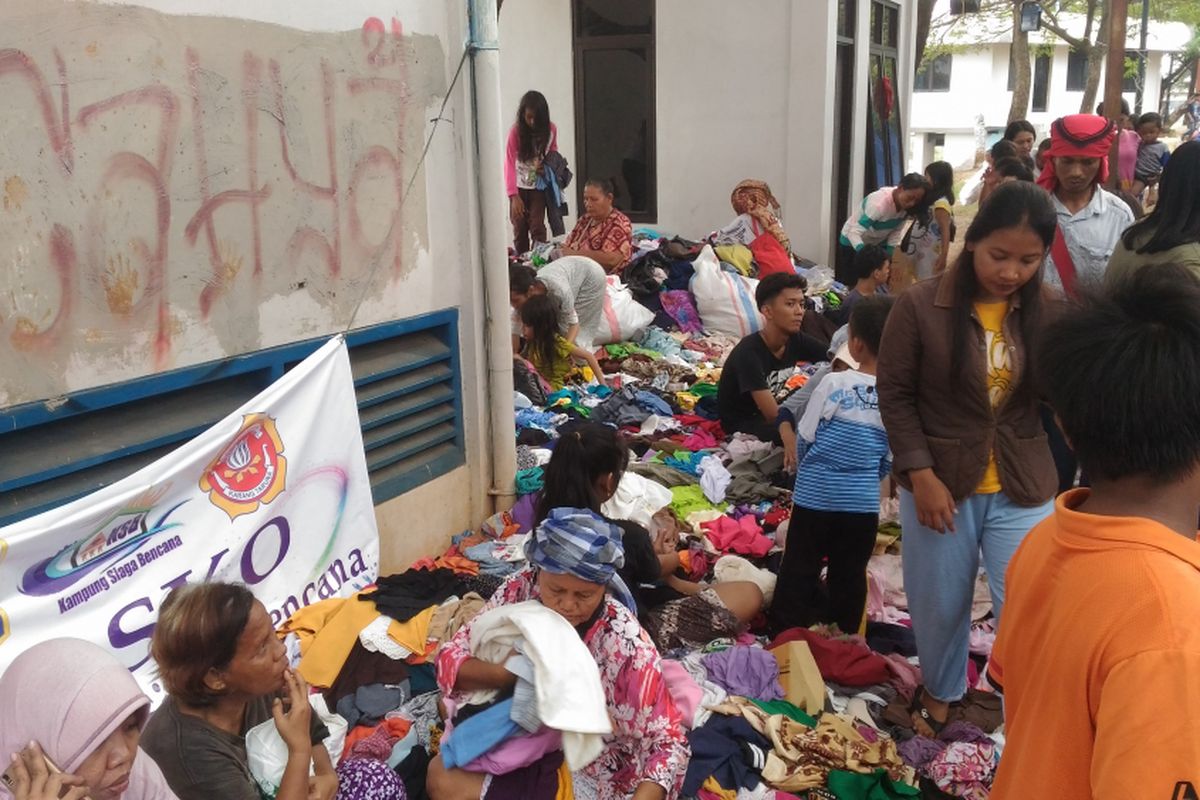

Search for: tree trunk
xmin=914 ymin=0 xmax=937 ymax=74
xmin=1080 ymin=3 xmax=1111 ymax=113
xmin=1008 ymin=1 xmax=1032 ymax=121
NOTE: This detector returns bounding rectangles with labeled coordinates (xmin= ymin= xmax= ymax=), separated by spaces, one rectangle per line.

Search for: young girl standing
xmin=505 ymin=90 xmax=557 ymax=255
xmin=905 ymin=161 xmax=956 ymax=280
xmin=877 ymin=181 xmax=1059 ymax=737
xmin=519 ymin=294 xmax=604 ymax=390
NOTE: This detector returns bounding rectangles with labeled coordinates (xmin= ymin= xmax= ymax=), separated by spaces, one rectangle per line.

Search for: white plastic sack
xmin=246 ymin=695 xmax=348 ymax=798
xmin=601 ymin=471 xmax=673 ymax=529
xmin=587 ymin=274 xmax=655 ymax=348
xmin=690 ymin=245 xmax=762 ymax=337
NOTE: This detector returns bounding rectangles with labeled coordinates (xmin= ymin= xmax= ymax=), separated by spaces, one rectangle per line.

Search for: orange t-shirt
xmin=989 ymin=489 xmax=1200 ymax=798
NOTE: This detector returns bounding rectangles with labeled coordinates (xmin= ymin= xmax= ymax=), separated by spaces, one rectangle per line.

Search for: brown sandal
xmin=909 ymin=688 xmax=947 ymax=737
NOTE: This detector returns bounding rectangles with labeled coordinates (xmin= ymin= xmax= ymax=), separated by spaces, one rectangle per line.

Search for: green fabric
xmin=826 ymin=769 xmax=920 ymax=799
xmin=689 ymin=382 xmax=718 ymax=398
xmin=669 ymin=485 xmax=719 ymax=519
xmin=515 ymin=467 xmax=545 ymax=496
xmin=605 ymin=343 xmax=632 ymax=359
xmin=748 ymin=698 xmax=818 ymax=728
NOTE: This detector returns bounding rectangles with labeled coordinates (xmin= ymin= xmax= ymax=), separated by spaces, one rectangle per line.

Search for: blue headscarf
xmin=526 ymin=507 xmax=637 ymax=612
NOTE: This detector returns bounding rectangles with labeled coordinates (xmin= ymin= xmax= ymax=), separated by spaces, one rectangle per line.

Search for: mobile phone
xmin=1 ymin=747 xmax=84 ymax=798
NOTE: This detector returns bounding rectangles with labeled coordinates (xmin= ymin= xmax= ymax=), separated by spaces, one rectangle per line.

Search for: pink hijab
xmin=0 ymin=638 xmax=177 ymax=800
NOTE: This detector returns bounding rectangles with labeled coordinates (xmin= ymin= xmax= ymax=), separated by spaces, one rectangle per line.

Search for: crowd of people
xmin=3 ymin=90 xmax=1200 ymax=800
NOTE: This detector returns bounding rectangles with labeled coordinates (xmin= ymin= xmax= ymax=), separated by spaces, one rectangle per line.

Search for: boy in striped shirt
xmin=768 ymin=295 xmax=894 ymax=636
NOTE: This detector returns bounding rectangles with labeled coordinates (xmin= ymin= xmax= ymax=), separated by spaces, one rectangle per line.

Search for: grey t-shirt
xmin=142 ymin=695 xmax=329 ymax=800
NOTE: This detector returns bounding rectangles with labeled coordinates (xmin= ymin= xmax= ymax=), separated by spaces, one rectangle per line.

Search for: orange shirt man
xmin=989 ymin=263 xmax=1200 ymax=798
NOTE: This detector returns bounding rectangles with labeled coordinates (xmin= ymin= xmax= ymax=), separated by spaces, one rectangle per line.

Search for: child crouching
xmin=768 ymin=295 xmax=895 ymax=635
xmin=519 ymin=294 xmax=605 ymax=390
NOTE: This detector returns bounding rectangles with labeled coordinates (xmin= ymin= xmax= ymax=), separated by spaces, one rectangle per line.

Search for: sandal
xmin=909 ymin=688 xmax=947 ymax=737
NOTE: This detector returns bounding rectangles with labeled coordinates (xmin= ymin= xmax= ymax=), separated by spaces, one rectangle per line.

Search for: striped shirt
xmin=839 ymin=187 xmax=908 ymax=253
xmin=792 ymin=369 xmax=891 ymax=514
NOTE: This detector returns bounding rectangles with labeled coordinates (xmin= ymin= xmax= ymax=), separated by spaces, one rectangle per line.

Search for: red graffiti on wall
xmin=0 ymin=25 xmax=412 ymax=369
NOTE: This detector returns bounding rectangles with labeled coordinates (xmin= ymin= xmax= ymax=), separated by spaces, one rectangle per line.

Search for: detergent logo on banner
xmin=201 ymin=414 xmax=288 ymax=520
xmin=19 ymin=486 xmax=188 ymax=599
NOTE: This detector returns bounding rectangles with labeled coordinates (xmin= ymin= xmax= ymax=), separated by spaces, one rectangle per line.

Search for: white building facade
xmin=909 ymin=10 xmax=1191 ymax=170
xmin=499 ymin=0 xmax=920 ymax=264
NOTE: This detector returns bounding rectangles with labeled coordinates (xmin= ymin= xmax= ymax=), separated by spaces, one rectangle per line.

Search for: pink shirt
xmin=505 ymin=123 xmax=558 ymax=196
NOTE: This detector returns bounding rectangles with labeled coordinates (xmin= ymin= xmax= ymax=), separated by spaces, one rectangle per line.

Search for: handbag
xmin=748 ymin=218 xmax=794 ymax=277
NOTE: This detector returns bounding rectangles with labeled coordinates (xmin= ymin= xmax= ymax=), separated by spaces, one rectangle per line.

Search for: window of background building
xmin=866 ymin=0 xmax=905 ymax=193
xmin=914 ymin=53 xmax=953 ymax=92
xmin=572 ymin=0 xmax=656 ymax=222
xmin=1066 ymin=48 xmax=1088 ymax=91
xmin=1032 ymin=52 xmax=1052 ymax=111
xmin=830 ymin=0 xmax=857 ymax=255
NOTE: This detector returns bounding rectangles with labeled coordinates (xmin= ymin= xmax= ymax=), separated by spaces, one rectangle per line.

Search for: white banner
xmin=0 ymin=336 xmax=379 ymax=700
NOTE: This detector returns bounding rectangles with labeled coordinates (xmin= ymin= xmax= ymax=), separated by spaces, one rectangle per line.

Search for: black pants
xmin=769 ymin=504 xmax=878 ymax=635
xmin=835 ymin=243 xmax=860 ymax=286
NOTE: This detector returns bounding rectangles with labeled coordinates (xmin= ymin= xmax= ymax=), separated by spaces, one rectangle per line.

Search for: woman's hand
xmin=272 ymin=669 xmax=314 ymax=756
xmin=510 ymin=194 xmax=525 ymax=224
xmin=307 ymin=773 xmax=337 ymax=800
xmin=910 ymin=468 xmax=957 ymax=533
xmin=7 ymin=745 xmax=89 ymax=800
xmin=653 ymin=526 xmax=679 ymax=556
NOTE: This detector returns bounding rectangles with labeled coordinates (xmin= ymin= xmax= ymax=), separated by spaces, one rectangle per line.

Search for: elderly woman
xmin=560 ymin=179 xmax=634 ymax=274
xmin=143 ymin=584 xmax=405 ymax=800
xmin=0 ymin=639 xmax=179 ymax=800
xmin=428 ymin=509 xmax=689 ymax=800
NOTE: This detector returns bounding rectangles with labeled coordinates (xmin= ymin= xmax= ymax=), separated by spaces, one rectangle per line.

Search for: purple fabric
xmin=898 ymin=736 xmax=944 ymax=769
xmin=460 ymin=725 xmax=563 ymax=775
xmin=511 ymin=493 xmax=538 ymax=535
xmin=701 ymin=646 xmax=784 ymax=701
xmin=939 ymin=721 xmax=992 ymax=745
xmin=661 ymin=290 xmax=704 ymax=334
xmin=335 ymin=758 xmax=408 ymax=800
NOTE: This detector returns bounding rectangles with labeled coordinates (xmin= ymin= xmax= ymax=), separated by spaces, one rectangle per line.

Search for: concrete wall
xmin=498 ymin=0 xmax=881 ymax=266
xmin=0 ymin=0 xmax=491 ymax=570
xmin=910 ymin=43 xmax=1168 ymax=169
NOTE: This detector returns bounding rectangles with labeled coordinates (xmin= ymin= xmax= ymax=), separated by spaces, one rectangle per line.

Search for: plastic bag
xmin=586 ymin=275 xmax=655 ymax=348
xmin=689 ymin=245 xmax=762 ymax=338
xmin=246 ymin=695 xmax=348 ymax=799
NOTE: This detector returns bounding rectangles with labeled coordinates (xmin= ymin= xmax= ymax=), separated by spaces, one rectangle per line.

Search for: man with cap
xmin=1037 ymin=114 xmax=1135 ymax=295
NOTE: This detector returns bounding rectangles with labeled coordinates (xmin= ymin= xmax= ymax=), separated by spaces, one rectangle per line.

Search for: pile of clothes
xmin=265 ymin=228 xmax=1007 ymax=798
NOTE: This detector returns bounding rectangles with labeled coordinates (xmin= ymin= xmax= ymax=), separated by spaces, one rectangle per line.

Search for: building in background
xmin=909 ymin=7 xmax=1192 ymax=169
xmin=499 ymin=0 xmax=919 ymax=264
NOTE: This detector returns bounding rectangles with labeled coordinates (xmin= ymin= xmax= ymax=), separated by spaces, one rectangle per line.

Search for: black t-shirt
xmin=716 ymin=331 xmax=827 ymax=434
xmin=611 ymin=519 xmax=686 ymax=620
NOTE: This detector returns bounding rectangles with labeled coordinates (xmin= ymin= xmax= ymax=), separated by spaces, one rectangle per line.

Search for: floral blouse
xmin=564 ymin=209 xmax=634 ymax=272
xmin=436 ymin=568 xmax=689 ymax=799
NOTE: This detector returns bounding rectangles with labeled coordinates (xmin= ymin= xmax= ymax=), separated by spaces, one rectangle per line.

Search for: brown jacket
xmin=877 ymin=270 xmax=1057 ymax=506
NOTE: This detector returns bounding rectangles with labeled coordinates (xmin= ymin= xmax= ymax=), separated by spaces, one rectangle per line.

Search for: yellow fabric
xmin=975 ymin=301 xmax=1013 ymax=494
xmin=701 ymin=777 xmax=736 ymax=800
xmin=714 ymin=244 xmax=754 ymax=276
xmin=279 ymin=593 xmax=435 ymax=687
xmin=555 ymin=760 xmax=574 ymax=800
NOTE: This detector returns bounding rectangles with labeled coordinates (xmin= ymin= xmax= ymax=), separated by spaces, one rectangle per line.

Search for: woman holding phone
xmin=0 ymin=638 xmax=179 ymax=800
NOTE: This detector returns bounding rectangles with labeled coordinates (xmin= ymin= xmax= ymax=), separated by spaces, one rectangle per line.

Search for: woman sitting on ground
xmin=541 ymin=423 xmax=765 ymax=651
xmin=141 ymin=583 xmax=351 ymax=800
xmin=0 ymin=638 xmax=179 ymax=800
xmin=559 ymin=178 xmax=633 ymax=274
xmin=429 ymin=492 xmax=689 ymax=800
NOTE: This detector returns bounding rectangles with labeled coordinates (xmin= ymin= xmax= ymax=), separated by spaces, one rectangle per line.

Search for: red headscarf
xmin=1036 ymin=114 xmax=1117 ymax=191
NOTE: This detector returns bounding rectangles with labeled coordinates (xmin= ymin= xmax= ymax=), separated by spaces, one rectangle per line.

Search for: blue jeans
xmin=899 ymin=489 xmax=1053 ymax=702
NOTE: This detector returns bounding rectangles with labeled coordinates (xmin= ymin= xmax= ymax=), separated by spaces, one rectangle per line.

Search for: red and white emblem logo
xmin=201 ymin=414 xmax=288 ymax=520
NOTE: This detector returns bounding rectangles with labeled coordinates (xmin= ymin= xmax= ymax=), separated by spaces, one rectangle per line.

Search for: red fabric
xmin=769 ymin=627 xmax=892 ymax=687
xmin=748 ymin=219 xmax=794 ymax=277
xmin=680 ymin=430 xmax=719 ymax=450
xmin=1050 ymin=225 xmax=1079 ymax=298
xmin=701 ymin=515 xmax=772 ymax=558
xmin=344 ymin=717 xmax=412 ymax=751
xmin=1036 ymin=114 xmax=1117 ymax=192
